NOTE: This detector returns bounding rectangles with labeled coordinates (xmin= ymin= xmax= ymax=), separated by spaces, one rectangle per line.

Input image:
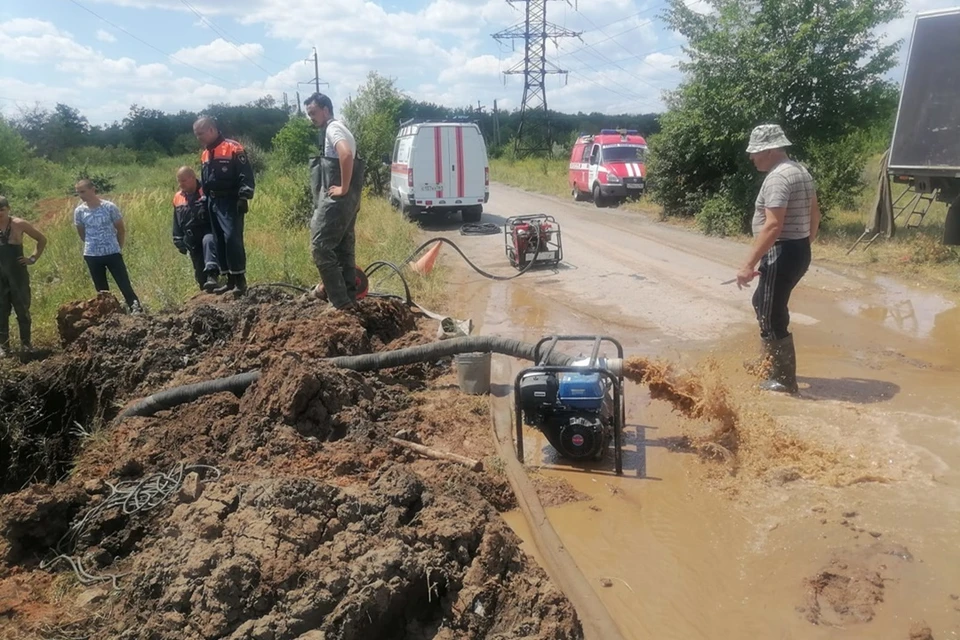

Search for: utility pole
xmin=296 ymin=91 xmax=302 ymax=115
xmin=493 ymin=99 xmax=501 ymax=148
xmin=298 ymin=47 xmax=328 ymax=98
xmin=493 ymin=0 xmax=580 ymax=156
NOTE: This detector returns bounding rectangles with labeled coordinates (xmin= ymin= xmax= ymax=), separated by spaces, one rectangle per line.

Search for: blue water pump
xmin=515 ymin=336 xmax=626 ymax=475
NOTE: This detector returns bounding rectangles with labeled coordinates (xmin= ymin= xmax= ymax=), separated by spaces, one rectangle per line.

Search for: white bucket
xmin=455 ymin=352 xmax=491 ymax=395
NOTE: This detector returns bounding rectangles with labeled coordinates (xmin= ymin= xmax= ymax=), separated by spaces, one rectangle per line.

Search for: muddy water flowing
xmin=450 ymin=184 xmax=960 ymax=639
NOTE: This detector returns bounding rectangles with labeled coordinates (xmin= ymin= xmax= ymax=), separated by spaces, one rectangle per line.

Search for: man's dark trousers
xmin=310 ymin=156 xmax=364 ymax=308
xmin=209 ymin=196 xmax=245 ymax=275
xmin=751 ymin=238 xmax=811 ymax=340
xmin=187 ymin=232 xmax=219 ymax=287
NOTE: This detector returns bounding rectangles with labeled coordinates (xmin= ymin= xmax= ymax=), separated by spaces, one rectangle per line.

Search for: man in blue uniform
xmin=172 ymin=166 xmax=219 ymax=292
xmin=193 ymin=116 xmax=255 ymax=295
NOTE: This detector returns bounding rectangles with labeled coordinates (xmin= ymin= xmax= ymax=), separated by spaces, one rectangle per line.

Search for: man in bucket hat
xmin=735 ymin=124 xmax=821 ymax=394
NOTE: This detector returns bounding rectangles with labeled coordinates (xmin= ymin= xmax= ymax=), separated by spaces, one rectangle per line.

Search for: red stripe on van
xmin=434 ymin=128 xmax=443 ymax=198
xmin=455 ymin=126 xmax=465 ymax=198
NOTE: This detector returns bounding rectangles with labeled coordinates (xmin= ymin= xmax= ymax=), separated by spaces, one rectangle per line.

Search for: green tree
xmin=648 ymin=0 xmax=904 ymax=229
xmin=341 ymin=72 xmax=405 ymax=193
xmin=0 ymin=117 xmax=30 ymax=172
xmin=272 ymin=116 xmax=319 ymax=166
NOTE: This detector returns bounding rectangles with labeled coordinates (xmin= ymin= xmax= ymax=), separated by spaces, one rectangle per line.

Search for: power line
xmin=65 ymin=0 xmax=243 ymax=89
xmin=178 ymin=0 xmax=275 ymax=76
xmin=573 ymin=1 xmax=698 ymax=76
xmin=555 ymin=44 xmax=664 ymax=109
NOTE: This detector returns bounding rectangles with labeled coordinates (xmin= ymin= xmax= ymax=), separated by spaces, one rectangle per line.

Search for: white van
xmin=387 ymin=121 xmax=489 ymax=222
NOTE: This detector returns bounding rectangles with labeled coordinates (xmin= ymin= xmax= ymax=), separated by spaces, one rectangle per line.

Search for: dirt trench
xmin=0 ymin=292 xmax=583 ymax=640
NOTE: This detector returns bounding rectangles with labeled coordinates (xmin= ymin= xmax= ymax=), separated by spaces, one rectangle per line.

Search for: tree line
xmin=5 ymin=93 xmax=660 ymax=165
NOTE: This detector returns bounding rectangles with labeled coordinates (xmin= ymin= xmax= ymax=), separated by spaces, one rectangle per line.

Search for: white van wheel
xmin=402 ymin=204 xmax=420 ymax=221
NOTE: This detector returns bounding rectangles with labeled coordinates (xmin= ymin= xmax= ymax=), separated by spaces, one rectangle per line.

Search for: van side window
xmin=396 ymin=137 xmax=412 ymax=164
xmin=580 ymin=145 xmax=591 ymax=163
xmin=589 ymin=145 xmax=600 ymax=165
xmin=392 ymin=139 xmax=401 ymax=163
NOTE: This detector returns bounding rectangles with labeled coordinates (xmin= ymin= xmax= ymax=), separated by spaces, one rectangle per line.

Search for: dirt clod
xmin=909 ymin=621 xmax=935 ymax=640
xmin=56 ymin=292 xmax=124 ymax=345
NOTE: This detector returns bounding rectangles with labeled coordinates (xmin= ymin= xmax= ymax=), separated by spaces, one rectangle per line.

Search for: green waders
xmin=0 ymin=242 xmax=31 ymax=350
xmin=309 ymin=155 xmax=366 ymax=309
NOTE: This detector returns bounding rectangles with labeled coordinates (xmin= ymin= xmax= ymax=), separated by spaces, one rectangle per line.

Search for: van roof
xmin=575 ymin=130 xmax=647 ymax=146
xmin=398 ymin=121 xmax=482 ymax=137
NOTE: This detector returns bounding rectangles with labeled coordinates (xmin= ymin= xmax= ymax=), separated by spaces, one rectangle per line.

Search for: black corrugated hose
xmin=118 ymin=337 xmax=575 ymax=419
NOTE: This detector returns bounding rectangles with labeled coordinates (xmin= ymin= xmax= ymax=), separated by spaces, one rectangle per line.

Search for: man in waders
xmin=173 ymin=167 xmax=219 ymax=292
xmin=736 ymin=124 xmax=821 ymax=394
xmin=304 ymin=92 xmax=365 ymax=311
xmin=0 ymin=196 xmax=47 ymax=356
xmin=193 ymin=116 xmax=255 ymax=296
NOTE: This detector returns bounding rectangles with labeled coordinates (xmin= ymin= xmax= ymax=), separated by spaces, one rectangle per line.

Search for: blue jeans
xmin=209 ymin=197 xmax=246 ymax=275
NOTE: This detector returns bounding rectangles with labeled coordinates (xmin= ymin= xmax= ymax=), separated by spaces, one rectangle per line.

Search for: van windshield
xmin=602 ymin=145 xmax=646 ymax=162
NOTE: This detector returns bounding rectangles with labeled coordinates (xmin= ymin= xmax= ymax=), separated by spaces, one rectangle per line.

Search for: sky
xmin=0 ymin=0 xmax=955 ymax=125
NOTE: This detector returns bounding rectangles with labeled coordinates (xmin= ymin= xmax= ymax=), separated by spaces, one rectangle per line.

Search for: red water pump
xmin=504 ymin=214 xmax=563 ymax=270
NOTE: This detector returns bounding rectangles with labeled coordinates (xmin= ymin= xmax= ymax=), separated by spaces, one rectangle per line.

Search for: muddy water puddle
xmin=447 ymin=209 xmax=960 ymax=639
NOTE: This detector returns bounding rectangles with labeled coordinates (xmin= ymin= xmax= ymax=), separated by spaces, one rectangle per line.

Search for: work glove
xmin=174 ymin=239 xmax=188 ymax=255
xmin=238 ymin=199 xmax=249 ymax=215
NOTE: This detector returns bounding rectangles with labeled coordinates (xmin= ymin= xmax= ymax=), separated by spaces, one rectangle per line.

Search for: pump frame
xmin=513 ymin=335 xmax=626 ymax=475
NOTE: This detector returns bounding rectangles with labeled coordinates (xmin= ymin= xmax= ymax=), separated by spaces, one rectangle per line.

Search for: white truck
xmin=888 ymin=7 xmax=960 ymax=244
xmin=386 ymin=121 xmax=490 ymax=223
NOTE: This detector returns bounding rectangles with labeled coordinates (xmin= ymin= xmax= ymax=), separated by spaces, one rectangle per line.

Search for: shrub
xmin=803 ymin=132 xmax=872 ymax=216
xmin=282 ymin=183 xmax=315 ymax=229
xmin=236 ymin=137 xmax=267 ymax=176
xmin=696 ymin=190 xmax=747 ymax=237
xmin=272 ymin=117 xmax=319 ymax=167
xmin=75 ymin=167 xmax=117 ymax=194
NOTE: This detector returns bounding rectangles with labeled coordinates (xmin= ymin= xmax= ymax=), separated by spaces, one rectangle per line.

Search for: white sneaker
xmin=130 ymin=301 xmax=143 ymax=315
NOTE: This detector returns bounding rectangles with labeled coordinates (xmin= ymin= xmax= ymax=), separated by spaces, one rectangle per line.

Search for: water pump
xmin=514 ymin=336 xmax=625 ymax=475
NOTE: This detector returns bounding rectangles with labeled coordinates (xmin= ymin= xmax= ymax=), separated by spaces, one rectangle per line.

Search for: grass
xmin=13 ymin=153 xmax=443 ymax=346
xmin=490 ymin=156 xmax=960 ymax=291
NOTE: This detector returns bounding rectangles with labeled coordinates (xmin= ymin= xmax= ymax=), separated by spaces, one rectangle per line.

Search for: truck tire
xmin=402 ymin=204 xmax=420 ymax=222
xmin=462 ymin=205 xmax=483 ymax=223
xmin=592 ymin=183 xmax=606 ymax=208
xmin=573 ymin=185 xmax=588 ymax=202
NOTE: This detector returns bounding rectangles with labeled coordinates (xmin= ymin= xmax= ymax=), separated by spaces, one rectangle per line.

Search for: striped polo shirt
xmin=752 ymin=160 xmax=815 ymax=240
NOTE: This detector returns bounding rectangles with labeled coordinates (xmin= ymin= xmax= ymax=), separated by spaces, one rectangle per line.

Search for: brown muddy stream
xmin=447 ymin=184 xmax=960 ymax=640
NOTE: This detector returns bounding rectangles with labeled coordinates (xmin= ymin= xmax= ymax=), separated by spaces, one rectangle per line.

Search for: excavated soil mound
xmin=0 ymin=293 xmax=582 ymax=640
xmin=56 ymin=292 xmax=125 ymax=346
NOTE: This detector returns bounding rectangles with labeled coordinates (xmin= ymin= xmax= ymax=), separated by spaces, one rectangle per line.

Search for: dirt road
xmin=438 ymin=183 xmax=960 ymax=639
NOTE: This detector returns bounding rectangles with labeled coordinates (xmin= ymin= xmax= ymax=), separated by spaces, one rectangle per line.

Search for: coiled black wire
xmin=460 ymin=222 xmax=501 ymax=236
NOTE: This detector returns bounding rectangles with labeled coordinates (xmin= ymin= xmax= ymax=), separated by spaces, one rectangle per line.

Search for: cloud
xmin=173 ymin=38 xmax=265 ymax=67
xmin=96 ymin=29 xmax=117 ymax=43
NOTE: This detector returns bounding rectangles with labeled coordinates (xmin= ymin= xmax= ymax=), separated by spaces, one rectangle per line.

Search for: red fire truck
xmin=568 ymin=129 xmax=648 ymax=207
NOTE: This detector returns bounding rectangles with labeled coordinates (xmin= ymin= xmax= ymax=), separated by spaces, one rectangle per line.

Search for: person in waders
xmin=0 ymin=196 xmax=47 ymax=357
xmin=304 ymin=92 xmax=365 ymax=312
xmin=172 ymin=167 xmax=219 ymax=292
xmin=736 ymin=124 xmax=821 ymax=394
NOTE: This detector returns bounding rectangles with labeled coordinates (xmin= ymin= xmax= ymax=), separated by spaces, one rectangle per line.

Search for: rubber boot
xmin=233 ymin=273 xmax=247 ymax=297
xmin=213 ymin=274 xmax=237 ymax=295
xmin=759 ymin=334 xmax=798 ymax=394
xmin=743 ymin=340 xmax=773 ymax=378
xmin=202 ymin=272 xmax=219 ymax=293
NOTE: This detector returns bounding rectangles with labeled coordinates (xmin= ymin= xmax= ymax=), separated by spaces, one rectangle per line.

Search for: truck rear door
xmin=454 ymin=125 xmax=487 ymax=203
